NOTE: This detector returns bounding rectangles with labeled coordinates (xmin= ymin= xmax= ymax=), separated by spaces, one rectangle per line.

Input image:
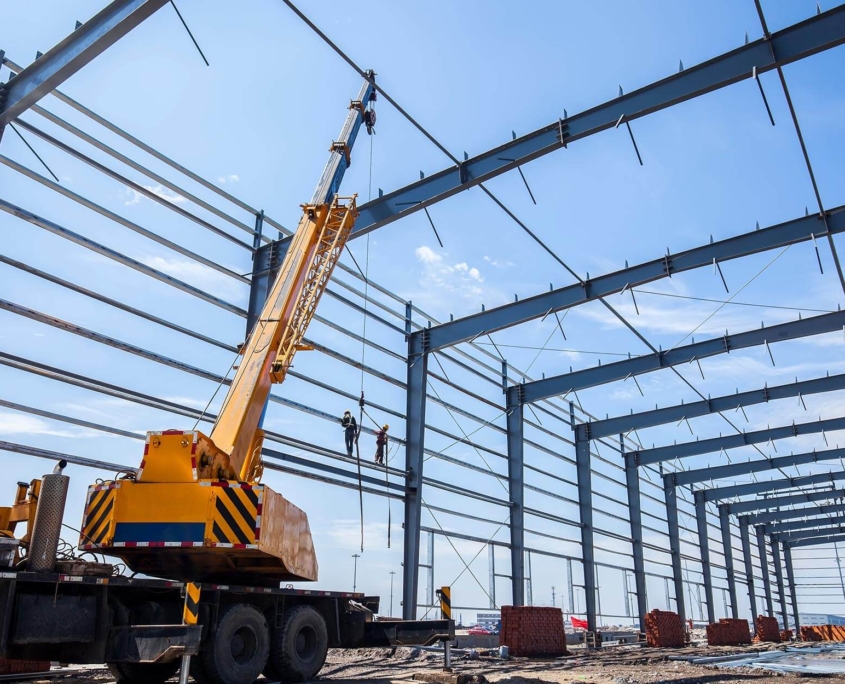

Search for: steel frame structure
xmin=3 ymin=1 xmax=845 ymax=639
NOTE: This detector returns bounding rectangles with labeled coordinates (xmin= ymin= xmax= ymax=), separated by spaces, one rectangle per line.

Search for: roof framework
xmin=2 ymin=0 xmax=845 ymax=639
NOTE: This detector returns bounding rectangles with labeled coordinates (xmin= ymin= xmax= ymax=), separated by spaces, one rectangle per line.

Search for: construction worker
xmin=341 ymin=410 xmax=357 ymax=457
xmin=375 ymin=424 xmax=389 ymax=464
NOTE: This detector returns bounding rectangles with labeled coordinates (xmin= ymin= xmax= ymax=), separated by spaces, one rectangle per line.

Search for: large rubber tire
xmin=107 ymin=660 xmax=180 ymax=684
xmin=200 ymin=603 xmax=270 ymax=684
xmin=264 ymin=605 xmax=328 ymax=683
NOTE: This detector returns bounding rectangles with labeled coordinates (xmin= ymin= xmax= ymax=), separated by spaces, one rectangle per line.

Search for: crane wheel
xmin=107 ymin=660 xmax=180 ymax=684
xmin=199 ymin=603 xmax=269 ymax=684
xmin=263 ymin=605 xmax=329 ymax=683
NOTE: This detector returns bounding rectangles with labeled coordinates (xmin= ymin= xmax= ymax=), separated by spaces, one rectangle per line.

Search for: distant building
xmin=476 ymin=611 xmax=500 ymax=631
xmin=795 ymin=613 xmax=845 ymax=627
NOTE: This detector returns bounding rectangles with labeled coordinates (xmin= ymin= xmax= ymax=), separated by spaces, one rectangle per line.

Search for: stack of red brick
xmin=705 ymin=618 xmax=752 ymax=646
xmin=800 ymin=625 xmax=845 ymax=642
xmin=644 ymin=609 xmax=686 ymax=647
xmin=780 ymin=629 xmax=793 ymax=642
xmin=753 ymin=616 xmax=781 ymax=643
xmin=498 ymin=606 xmax=567 ymax=657
xmin=0 ymin=660 xmax=50 ymax=676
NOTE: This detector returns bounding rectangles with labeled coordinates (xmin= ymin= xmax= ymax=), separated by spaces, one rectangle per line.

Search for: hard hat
xmin=344 ymin=410 xmax=351 ymax=415
xmin=383 ymin=424 xmax=389 ymax=431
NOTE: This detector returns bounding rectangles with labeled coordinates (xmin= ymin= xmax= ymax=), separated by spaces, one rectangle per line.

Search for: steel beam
xmin=583 ymin=372 xmax=845 ymax=442
xmin=719 ymin=505 xmax=739 ymax=618
xmin=0 ymin=0 xmax=169 ymax=128
xmin=669 ymin=446 xmax=845 ymax=488
xmin=663 ymin=474 xmax=686 ymax=623
xmin=774 ymin=524 xmax=845 ymax=543
xmin=701 ymin=466 xmax=845 ymax=503
xmin=637 ymin=414 xmax=845 ymax=467
xmin=757 ymin=526 xmax=774 ymax=617
xmin=520 ymin=311 xmax=845 ymax=405
xmin=771 ymin=540 xmax=788 ymax=629
xmin=403 ymin=332 xmax=429 ymax=620
xmin=726 ymin=488 xmax=845 ymax=516
xmin=507 ymin=402 xmax=525 ymax=606
xmin=738 ymin=516 xmax=758 ymax=621
xmin=694 ymin=491 xmax=716 ymax=623
xmin=748 ymin=501 xmax=845 ymax=526
xmin=573 ymin=407 xmax=598 ymax=635
xmin=790 ymin=533 xmax=845 ymax=547
xmin=428 ymin=211 xmax=844 ymax=353
xmin=783 ymin=545 xmax=800 ymax=632
xmin=342 ymin=7 xmax=845 ymax=242
xmin=624 ymin=444 xmax=647 ymax=630
xmin=765 ymin=516 xmax=845 ymax=535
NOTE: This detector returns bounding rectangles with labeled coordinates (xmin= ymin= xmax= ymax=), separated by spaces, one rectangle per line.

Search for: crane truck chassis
xmin=0 ymin=568 xmax=452 ymax=684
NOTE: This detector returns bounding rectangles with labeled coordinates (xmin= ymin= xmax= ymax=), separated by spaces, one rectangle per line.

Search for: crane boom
xmin=78 ymin=75 xmax=377 ymax=584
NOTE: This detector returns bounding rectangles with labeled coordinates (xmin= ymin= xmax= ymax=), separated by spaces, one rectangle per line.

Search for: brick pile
xmin=498 ymin=606 xmax=567 ymax=657
xmin=780 ymin=629 xmax=793 ymax=642
xmin=644 ymin=609 xmax=686 ymax=647
xmin=753 ymin=616 xmax=781 ymax=643
xmin=0 ymin=660 xmax=50 ymax=676
xmin=705 ymin=618 xmax=752 ymax=646
xmin=800 ymin=625 xmax=845 ymax=642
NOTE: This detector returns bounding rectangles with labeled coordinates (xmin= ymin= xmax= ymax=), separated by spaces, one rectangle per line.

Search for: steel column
xmin=403 ymin=332 xmax=429 ymax=619
xmin=573 ymin=405 xmax=597 ymax=636
xmin=663 ymin=474 xmax=686 ymax=623
xmin=506 ymin=397 xmax=525 ymax=606
xmin=624 ymin=444 xmax=647 ymax=630
xmin=783 ymin=545 xmax=800 ymax=632
xmin=719 ymin=505 xmax=739 ymax=618
xmin=756 ymin=526 xmax=774 ymax=617
xmin=771 ymin=540 xmax=788 ymax=630
xmin=0 ymin=0 xmax=169 ymax=128
xmin=694 ymin=491 xmax=716 ymax=623
xmin=739 ymin=517 xmax=758 ymax=621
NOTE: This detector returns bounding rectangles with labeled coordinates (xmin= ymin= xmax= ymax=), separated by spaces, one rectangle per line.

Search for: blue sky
xmin=3 ymin=0 xmax=845 ymax=624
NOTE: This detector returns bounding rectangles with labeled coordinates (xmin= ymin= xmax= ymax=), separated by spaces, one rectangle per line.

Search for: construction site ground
xmin=17 ymin=643 xmax=845 ymax=684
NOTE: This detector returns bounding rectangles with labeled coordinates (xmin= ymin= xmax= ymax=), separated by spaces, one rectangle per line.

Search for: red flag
xmin=570 ymin=616 xmax=588 ymax=630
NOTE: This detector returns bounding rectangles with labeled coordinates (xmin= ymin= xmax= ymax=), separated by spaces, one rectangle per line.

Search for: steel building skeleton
xmin=1 ymin=0 xmax=845 ymax=636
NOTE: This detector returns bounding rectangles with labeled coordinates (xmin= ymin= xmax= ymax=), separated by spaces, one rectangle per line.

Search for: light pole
xmin=352 ymin=554 xmax=360 ymax=592
xmin=389 ymin=571 xmax=396 ymax=617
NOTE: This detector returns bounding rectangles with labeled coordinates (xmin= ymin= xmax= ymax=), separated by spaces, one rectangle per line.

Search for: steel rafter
xmin=668 ymin=446 xmax=845 ymax=488
xmin=765 ymin=515 xmax=845 ymax=535
xmin=635 ymin=414 xmax=845 ymax=467
xmin=0 ymin=0 xmax=169 ymax=128
xmin=424 ymin=210 xmax=844 ymax=353
xmin=790 ymin=533 xmax=845 ymax=548
xmin=512 ymin=311 xmax=845 ymax=406
xmin=582 ymin=373 xmax=845 ymax=442
xmin=700 ymin=467 xmax=845 ymax=502
xmin=334 ymin=7 xmax=845 ymax=242
xmin=725 ymin=488 xmax=845 ymax=515
xmin=746 ymin=501 xmax=845 ymax=526
xmin=774 ymin=525 xmax=845 ymax=544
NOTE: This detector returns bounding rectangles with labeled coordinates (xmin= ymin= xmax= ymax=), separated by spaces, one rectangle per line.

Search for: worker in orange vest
xmin=375 ymin=424 xmax=389 ymax=464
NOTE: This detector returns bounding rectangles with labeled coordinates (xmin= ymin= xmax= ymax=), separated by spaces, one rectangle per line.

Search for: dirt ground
xmin=21 ymin=643 xmax=845 ymax=684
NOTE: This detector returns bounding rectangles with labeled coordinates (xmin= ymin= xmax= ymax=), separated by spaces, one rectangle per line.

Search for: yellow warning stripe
xmin=82 ymin=488 xmax=115 ymax=546
xmin=210 ymin=488 xmax=256 ymax=545
xmin=184 ymin=582 xmax=200 ymax=625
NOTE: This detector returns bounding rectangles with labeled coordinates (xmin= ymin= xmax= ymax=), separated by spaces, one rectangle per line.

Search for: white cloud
xmin=483 ymin=256 xmax=514 ymax=268
xmin=0 ymin=412 xmax=97 ymax=439
xmin=139 ymin=255 xmax=247 ymax=303
xmin=217 ymin=175 xmax=240 ymax=184
xmin=125 ymin=185 xmax=187 ymax=206
xmin=162 ymin=396 xmax=208 ymax=410
xmin=413 ymin=246 xmax=486 ymax=300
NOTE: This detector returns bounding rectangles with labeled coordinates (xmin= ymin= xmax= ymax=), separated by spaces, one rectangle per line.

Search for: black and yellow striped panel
xmin=81 ymin=487 xmax=115 ymax=547
xmin=184 ymin=582 xmax=200 ymax=625
xmin=210 ymin=487 xmax=258 ymax=545
xmin=440 ymin=586 xmax=451 ymax=620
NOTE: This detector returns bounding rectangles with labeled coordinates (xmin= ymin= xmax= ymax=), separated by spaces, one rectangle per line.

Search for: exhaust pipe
xmin=28 ymin=460 xmax=69 ymax=572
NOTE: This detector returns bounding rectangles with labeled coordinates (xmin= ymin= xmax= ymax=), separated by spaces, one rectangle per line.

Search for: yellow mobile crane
xmin=0 ymin=74 xmax=453 ymax=684
xmin=79 ymin=76 xmax=377 ymax=584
